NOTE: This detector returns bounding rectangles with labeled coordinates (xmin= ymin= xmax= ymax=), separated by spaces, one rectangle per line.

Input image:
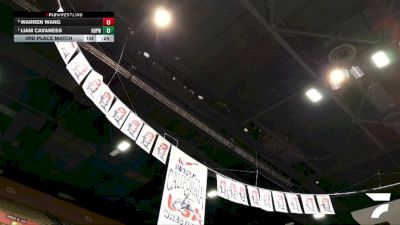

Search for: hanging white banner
xmin=106 ymin=98 xmax=131 ymax=129
xmin=93 ymin=83 xmax=115 ymax=114
xmin=259 ymin=188 xmax=274 ymax=212
xmin=316 ymin=195 xmax=335 ymax=215
xmin=216 ymin=174 xmax=230 ymax=201
xmin=272 ymin=191 xmax=288 ymax=213
xmin=82 ymin=70 xmax=103 ymax=101
xmin=301 ymin=194 xmax=319 ymax=214
xmin=247 ymin=186 xmax=261 ymax=208
xmin=152 ymin=135 xmax=171 ymax=164
xmin=136 ymin=124 xmax=158 ymax=153
xmin=66 ymin=51 xmax=92 ymax=84
xmin=157 ymin=147 xmax=208 ymax=225
xmin=55 ymin=42 xmax=78 ymax=64
xmin=120 ymin=112 xmax=144 ymax=142
xmin=227 ymin=179 xmax=248 ymax=206
xmin=285 ymin=193 xmax=303 ymax=214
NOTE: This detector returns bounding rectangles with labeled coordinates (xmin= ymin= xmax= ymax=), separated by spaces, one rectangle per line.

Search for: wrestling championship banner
xmin=120 ymin=112 xmax=144 ymax=142
xmin=301 ymin=194 xmax=319 ymax=214
xmin=55 ymin=41 xmax=78 ymax=64
xmin=136 ymin=124 xmax=158 ymax=153
xmin=106 ymin=98 xmax=131 ymax=129
xmin=93 ymin=83 xmax=115 ymax=114
xmin=216 ymin=174 xmax=248 ymax=206
xmin=247 ymin=185 xmax=261 ymax=208
xmin=152 ymin=136 xmax=172 ymax=164
xmin=58 ymin=41 xmax=338 ymax=218
xmin=157 ymin=147 xmax=208 ymax=225
xmin=216 ymin=174 xmax=230 ymax=201
xmin=316 ymin=195 xmax=335 ymax=215
xmin=66 ymin=51 xmax=92 ymax=84
xmin=285 ymin=193 xmax=303 ymax=214
xmin=82 ymin=70 xmax=103 ymax=101
xmin=258 ymin=188 xmax=274 ymax=212
xmin=272 ymin=191 xmax=288 ymax=213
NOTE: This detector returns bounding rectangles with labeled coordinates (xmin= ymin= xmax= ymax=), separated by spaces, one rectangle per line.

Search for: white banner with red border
xmin=157 ymin=147 xmax=208 ymax=225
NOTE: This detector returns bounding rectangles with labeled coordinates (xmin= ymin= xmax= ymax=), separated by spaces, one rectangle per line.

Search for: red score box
xmin=102 ymin=18 xmax=115 ymax=26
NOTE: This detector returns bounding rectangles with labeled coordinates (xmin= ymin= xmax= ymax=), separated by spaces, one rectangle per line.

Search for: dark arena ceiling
xmin=1 ymin=0 xmax=400 ymax=224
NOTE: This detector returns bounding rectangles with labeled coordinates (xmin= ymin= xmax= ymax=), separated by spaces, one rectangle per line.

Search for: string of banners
xmin=55 ymin=40 xmax=335 ymax=225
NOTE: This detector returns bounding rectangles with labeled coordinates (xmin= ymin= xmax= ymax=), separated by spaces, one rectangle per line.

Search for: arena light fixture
xmin=117 ymin=141 xmax=131 ymax=152
xmin=349 ymin=66 xmax=364 ymax=79
xmin=371 ymin=51 xmax=390 ymax=68
xmin=305 ymin=88 xmax=323 ymax=103
xmin=329 ymin=69 xmax=348 ymax=90
xmin=154 ymin=7 xmax=172 ymax=28
xmin=143 ymin=51 xmax=150 ymax=58
xmin=313 ymin=213 xmax=326 ymax=219
xmin=207 ymin=190 xmax=218 ymax=198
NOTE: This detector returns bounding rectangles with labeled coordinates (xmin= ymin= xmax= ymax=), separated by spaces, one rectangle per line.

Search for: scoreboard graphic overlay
xmin=14 ymin=12 xmax=114 ymax=42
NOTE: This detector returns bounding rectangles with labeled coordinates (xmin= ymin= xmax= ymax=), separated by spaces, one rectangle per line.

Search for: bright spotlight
xmin=306 ymin=88 xmax=323 ymax=103
xmin=330 ymin=69 xmax=347 ymax=83
xmin=371 ymin=51 xmax=390 ymax=68
xmin=143 ymin=51 xmax=150 ymax=58
xmin=329 ymin=69 xmax=348 ymax=90
xmin=117 ymin=141 xmax=131 ymax=152
xmin=207 ymin=190 xmax=218 ymax=198
xmin=313 ymin=213 xmax=326 ymax=219
xmin=154 ymin=7 xmax=172 ymax=28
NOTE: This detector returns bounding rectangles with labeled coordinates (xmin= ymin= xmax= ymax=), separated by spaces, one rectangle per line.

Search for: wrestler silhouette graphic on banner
xmin=141 ymin=132 xmax=156 ymax=150
xmin=136 ymin=124 xmax=158 ymax=153
xmin=229 ymin=183 xmax=237 ymax=200
xmin=128 ymin=120 xmax=141 ymax=137
xmin=316 ymin=195 xmax=335 ymax=214
xmin=86 ymin=78 xmax=102 ymax=96
xmin=251 ymin=189 xmax=259 ymax=205
xmin=301 ymin=194 xmax=318 ymax=214
xmin=112 ymin=107 xmax=127 ymax=125
xmin=99 ymin=92 xmax=112 ymax=111
xmin=157 ymin=143 xmax=169 ymax=159
xmin=261 ymin=190 xmax=273 ymax=211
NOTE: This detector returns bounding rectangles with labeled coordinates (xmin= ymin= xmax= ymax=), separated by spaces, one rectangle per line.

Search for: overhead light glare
xmin=207 ymin=190 xmax=218 ymax=198
xmin=143 ymin=51 xmax=150 ymax=58
xmin=154 ymin=7 xmax=172 ymax=28
xmin=117 ymin=141 xmax=131 ymax=152
xmin=371 ymin=51 xmax=390 ymax=68
xmin=198 ymin=95 xmax=204 ymax=100
xmin=305 ymin=88 xmax=323 ymax=103
xmin=313 ymin=213 xmax=326 ymax=219
xmin=329 ymin=69 xmax=348 ymax=90
xmin=330 ymin=69 xmax=347 ymax=83
xmin=243 ymin=128 xmax=249 ymax=132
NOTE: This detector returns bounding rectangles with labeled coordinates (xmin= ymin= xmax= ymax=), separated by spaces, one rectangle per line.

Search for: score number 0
xmin=102 ymin=18 xmax=115 ymax=26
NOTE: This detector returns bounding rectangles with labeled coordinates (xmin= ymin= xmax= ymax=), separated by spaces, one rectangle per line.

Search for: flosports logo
xmin=366 ymin=193 xmax=391 ymax=219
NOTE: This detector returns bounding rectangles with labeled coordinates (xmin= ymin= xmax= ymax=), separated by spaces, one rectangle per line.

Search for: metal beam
xmin=262 ymin=0 xmax=380 ymax=45
xmin=239 ymin=0 xmax=400 ymax=169
xmin=78 ymin=42 xmax=293 ymax=187
xmin=13 ymin=0 xmax=295 ymax=188
xmin=274 ymin=27 xmax=379 ymax=45
xmin=11 ymin=0 xmax=294 ymax=189
xmin=241 ymin=89 xmax=299 ymax=125
xmin=312 ymin=143 xmax=400 ymax=180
